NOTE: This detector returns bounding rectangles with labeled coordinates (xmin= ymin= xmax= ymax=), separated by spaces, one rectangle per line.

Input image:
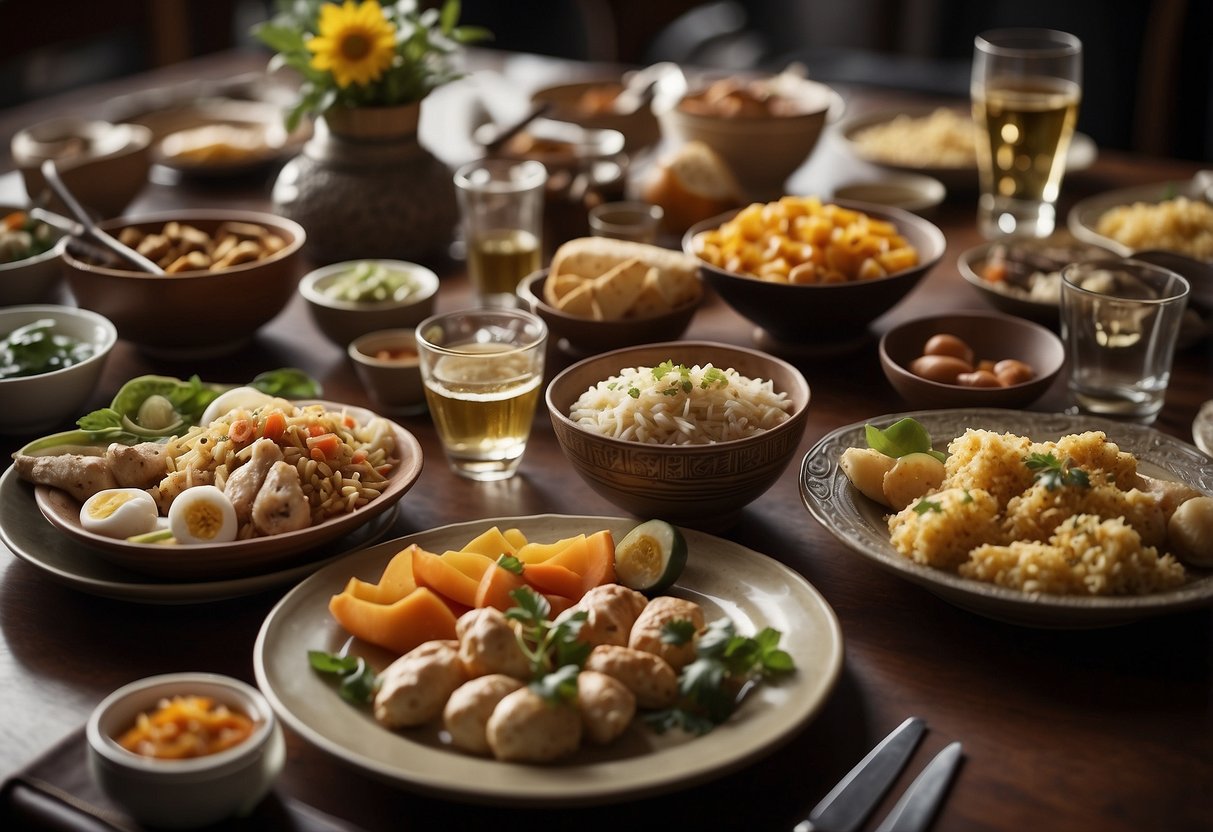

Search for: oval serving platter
xmin=801 ymin=408 xmax=1213 ymax=628
xmin=30 ymin=403 xmax=422 ymax=580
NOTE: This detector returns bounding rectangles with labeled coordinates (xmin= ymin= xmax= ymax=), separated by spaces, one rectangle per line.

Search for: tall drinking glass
xmin=454 ymin=159 xmax=546 ymax=307
xmin=416 ymin=308 xmax=548 ymax=481
xmin=972 ymin=29 xmax=1082 ymax=239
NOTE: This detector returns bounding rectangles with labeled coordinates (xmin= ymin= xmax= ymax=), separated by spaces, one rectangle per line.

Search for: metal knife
xmin=795 ymin=717 xmax=928 ymax=832
xmin=872 ymin=741 xmax=964 ymax=832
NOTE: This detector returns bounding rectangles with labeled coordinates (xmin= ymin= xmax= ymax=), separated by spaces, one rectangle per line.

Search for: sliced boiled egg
xmin=199 ymin=387 xmax=280 ymax=426
xmin=168 ymin=485 xmax=238 ymax=545
xmin=79 ymin=488 xmax=160 ymax=539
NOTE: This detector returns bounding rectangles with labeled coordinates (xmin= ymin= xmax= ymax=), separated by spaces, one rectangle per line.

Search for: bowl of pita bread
xmin=517 ymin=237 xmax=703 ymax=355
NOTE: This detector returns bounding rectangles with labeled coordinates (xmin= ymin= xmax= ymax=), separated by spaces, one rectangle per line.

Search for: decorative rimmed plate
xmin=800 ymin=409 xmax=1213 ymax=628
xmin=833 ymin=106 xmax=1096 ymax=190
xmin=253 ymin=515 xmax=843 ymax=806
xmin=30 ymin=403 xmax=423 ymax=580
xmin=0 ymin=465 xmax=398 ymax=605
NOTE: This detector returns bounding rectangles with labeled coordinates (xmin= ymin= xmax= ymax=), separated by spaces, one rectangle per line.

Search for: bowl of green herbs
xmin=0 ymin=305 xmax=117 ymax=435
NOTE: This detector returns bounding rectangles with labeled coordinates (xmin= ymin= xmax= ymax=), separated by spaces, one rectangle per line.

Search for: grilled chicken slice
xmin=104 ymin=442 xmax=167 ymax=489
xmin=223 ymin=439 xmax=284 ymax=526
xmin=251 ymin=461 xmax=310 ymax=536
xmin=12 ymin=453 xmax=117 ymax=502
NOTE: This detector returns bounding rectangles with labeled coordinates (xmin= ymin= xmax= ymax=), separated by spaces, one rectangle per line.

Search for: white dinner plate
xmin=801 ymin=409 xmax=1213 ymax=628
xmin=0 ymin=465 xmax=398 ymax=604
xmin=253 ymin=514 xmax=843 ymax=806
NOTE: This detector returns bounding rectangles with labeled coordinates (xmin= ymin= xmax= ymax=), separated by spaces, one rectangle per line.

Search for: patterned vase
xmin=272 ymin=102 xmax=456 ymax=265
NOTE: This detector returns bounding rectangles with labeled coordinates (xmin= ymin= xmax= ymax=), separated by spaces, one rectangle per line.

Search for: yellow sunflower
xmin=307 ymin=0 xmax=397 ymax=89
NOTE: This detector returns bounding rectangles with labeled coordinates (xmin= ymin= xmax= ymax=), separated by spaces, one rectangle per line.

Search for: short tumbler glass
xmin=416 ymin=308 xmax=548 ymax=480
xmin=1060 ymin=259 xmax=1189 ymax=423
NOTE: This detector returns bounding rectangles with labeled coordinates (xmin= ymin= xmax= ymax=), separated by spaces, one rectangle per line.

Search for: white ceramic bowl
xmin=348 ymin=328 xmax=427 ymax=415
xmin=86 ymin=672 xmax=285 ymax=830
xmin=300 ymin=259 xmax=439 ymax=347
xmin=0 ymin=205 xmax=66 ymax=306
xmin=0 ymin=305 xmax=116 ymax=435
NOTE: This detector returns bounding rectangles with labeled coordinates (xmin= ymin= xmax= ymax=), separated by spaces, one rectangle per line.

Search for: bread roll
xmin=642 ymin=140 xmax=744 ymax=233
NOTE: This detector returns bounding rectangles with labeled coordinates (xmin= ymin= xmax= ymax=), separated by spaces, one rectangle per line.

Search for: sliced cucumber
xmin=615 ymin=520 xmax=687 ymax=595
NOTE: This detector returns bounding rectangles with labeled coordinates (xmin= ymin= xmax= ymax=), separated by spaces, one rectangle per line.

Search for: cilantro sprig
xmin=645 ymin=618 xmax=794 ymax=735
xmin=504 ymin=586 xmax=590 ymax=694
xmin=1025 ymin=452 xmax=1090 ymax=491
xmin=309 ymin=649 xmax=379 ymax=705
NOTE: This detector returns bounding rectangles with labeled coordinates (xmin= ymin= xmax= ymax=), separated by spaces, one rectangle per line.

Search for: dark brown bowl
xmin=684 ymin=201 xmax=945 ymax=343
xmin=879 ymin=312 xmax=1064 ymax=409
xmin=546 ymin=341 xmax=810 ymax=531
xmin=517 ymin=268 xmax=702 ymax=356
xmin=61 ymin=210 xmax=304 ymax=357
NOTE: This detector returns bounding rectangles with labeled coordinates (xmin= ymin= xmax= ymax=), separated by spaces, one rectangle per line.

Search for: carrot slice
xmin=229 ymin=419 xmax=254 ymax=444
xmin=328 ymin=587 xmax=457 ymax=656
xmin=524 ymin=561 xmax=585 ymax=600
xmin=261 ymin=410 xmax=287 ymax=441
xmin=515 ymin=534 xmax=585 ymax=564
xmin=474 ymin=561 xmax=529 ymax=611
xmin=543 ymin=530 xmax=616 ymax=596
xmin=412 ymin=548 xmax=480 ymax=608
xmin=306 ymin=433 xmax=342 ymax=460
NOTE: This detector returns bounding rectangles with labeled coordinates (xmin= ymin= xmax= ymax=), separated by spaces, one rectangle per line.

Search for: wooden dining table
xmin=0 ymin=48 xmax=1209 ymax=832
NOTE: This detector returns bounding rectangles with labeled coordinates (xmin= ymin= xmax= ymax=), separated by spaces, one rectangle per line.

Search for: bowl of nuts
xmin=878 ymin=311 xmax=1065 ymax=409
xmin=61 ymin=210 xmax=304 ymax=357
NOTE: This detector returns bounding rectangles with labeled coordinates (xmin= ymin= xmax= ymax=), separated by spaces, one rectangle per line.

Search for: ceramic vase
xmin=272 ymin=102 xmax=456 ymax=264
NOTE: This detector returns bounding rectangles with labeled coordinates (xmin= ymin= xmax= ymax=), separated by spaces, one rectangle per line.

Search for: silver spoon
xmin=39 ymin=159 xmax=165 ymax=274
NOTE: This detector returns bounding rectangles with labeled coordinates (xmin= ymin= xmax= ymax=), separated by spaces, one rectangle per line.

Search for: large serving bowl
xmin=0 ymin=305 xmax=117 ymax=435
xmin=299 ymin=259 xmax=439 ymax=347
xmin=517 ymin=268 xmax=701 ymax=356
xmin=546 ymin=341 xmax=810 ymax=531
xmin=0 ymin=205 xmax=65 ymax=305
xmin=685 ymin=201 xmax=946 ymax=345
xmin=87 ymin=672 xmax=284 ymax=829
xmin=60 ymin=210 xmax=304 ymax=357
xmin=12 ymin=117 xmax=153 ymax=218
xmin=879 ymin=311 xmax=1065 ymax=409
xmin=659 ymin=76 xmax=843 ymax=199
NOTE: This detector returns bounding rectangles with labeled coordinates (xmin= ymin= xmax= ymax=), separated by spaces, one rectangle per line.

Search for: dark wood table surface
xmin=0 ymin=50 xmax=1209 ymax=832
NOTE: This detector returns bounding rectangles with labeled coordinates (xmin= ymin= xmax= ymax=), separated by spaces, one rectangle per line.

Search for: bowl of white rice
xmin=546 ymin=341 xmax=810 ymax=530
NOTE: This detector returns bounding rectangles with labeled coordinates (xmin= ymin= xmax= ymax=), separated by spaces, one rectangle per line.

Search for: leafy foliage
xmin=309 ymin=649 xmax=379 ymax=705
xmin=253 ymin=0 xmax=491 ymax=129
xmin=1025 ymin=452 xmax=1091 ymax=491
xmin=504 ymin=587 xmax=590 ymax=697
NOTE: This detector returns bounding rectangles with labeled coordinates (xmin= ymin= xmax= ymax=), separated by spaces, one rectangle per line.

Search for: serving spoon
xmin=39 ymin=159 xmax=165 ymax=274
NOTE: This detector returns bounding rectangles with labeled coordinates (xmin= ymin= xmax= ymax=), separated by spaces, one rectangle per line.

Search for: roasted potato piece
xmin=443 ymin=674 xmax=525 ymax=755
xmin=374 ymin=639 xmax=466 ymax=729
xmin=583 ymin=644 xmax=678 ymax=709
xmin=485 ymin=687 xmax=581 ymax=762
xmin=577 ymin=670 xmax=636 ymax=745
xmin=456 ymin=607 xmax=531 ymax=680
xmin=628 ymin=596 xmax=704 ymax=671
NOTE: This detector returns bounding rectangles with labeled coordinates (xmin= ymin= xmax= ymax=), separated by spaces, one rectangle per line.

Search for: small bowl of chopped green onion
xmin=299 ymin=259 xmax=439 ymax=347
xmin=0 ymin=304 xmax=117 ymax=435
xmin=0 ymin=206 xmax=65 ymax=306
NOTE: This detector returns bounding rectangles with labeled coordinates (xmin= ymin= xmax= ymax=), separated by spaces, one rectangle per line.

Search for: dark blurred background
xmin=0 ymin=0 xmax=1209 ymax=160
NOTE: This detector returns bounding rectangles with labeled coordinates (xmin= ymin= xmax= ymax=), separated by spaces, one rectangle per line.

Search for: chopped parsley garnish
xmin=627 ymin=361 xmax=731 ymax=399
xmin=913 ymin=499 xmax=943 ymax=515
xmin=1025 ymin=452 xmax=1090 ymax=491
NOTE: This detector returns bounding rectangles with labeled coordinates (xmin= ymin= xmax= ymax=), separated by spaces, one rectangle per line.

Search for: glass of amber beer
xmin=455 ymin=159 xmax=546 ymax=307
xmin=972 ymin=29 xmax=1082 ymax=239
xmin=416 ymin=308 xmax=548 ymax=481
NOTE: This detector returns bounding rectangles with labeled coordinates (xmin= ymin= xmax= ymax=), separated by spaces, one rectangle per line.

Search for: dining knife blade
xmin=871 ymin=741 xmax=964 ymax=832
xmin=795 ymin=716 xmax=927 ymax=832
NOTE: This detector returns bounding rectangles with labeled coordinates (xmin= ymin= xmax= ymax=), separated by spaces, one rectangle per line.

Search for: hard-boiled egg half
xmin=168 ymin=485 xmax=238 ymax=545
xmin=79 ymin=488 xmax=160 ymax=539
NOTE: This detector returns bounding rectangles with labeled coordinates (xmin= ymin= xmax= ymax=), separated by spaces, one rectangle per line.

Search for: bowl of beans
xmin=86 ymin=672 xmax=284 ymax=829
xmin=60 ymin=210 xmax=305 ymax=358
xmin=0 ymin=304 xmax=117 ymax=435
xmin=879 ymin=311 xmax=1065 ymax=409
xmin=685 ymin=197 xmax=945 ymax=347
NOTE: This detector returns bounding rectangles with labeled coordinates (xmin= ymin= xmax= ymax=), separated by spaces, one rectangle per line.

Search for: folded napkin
xmin=0 ymin=727 xmax=361 ymax=832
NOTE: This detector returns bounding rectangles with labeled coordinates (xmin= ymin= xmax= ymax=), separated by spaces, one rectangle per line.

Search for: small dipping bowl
xmin=348 ymin=328 xmax=427 ymax=415
xmin=588 ymin=201 xmax=664 ymax=243
xmin=86 ymin=672 xmax=284 ymax=830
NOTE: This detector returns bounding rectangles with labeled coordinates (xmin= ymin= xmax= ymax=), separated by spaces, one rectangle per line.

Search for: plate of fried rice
xmin=32 ymin=401 xmax=422 ymax=579
xmin=800 ymin=409 xmax=1213 ymax=627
